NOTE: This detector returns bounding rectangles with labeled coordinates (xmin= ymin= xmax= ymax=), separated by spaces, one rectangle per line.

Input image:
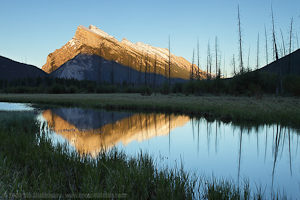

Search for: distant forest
xmin=1 ymin=69 xmax=300 ymax=97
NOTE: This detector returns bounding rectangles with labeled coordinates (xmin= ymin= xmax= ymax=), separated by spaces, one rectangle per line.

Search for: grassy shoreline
xmin=0 ymin=112 xmax=290 ymax=199
xmin=0 ymin=93 xmax=299 ymax=127
xmin=0 ymin=112 xmax=196 ymax=199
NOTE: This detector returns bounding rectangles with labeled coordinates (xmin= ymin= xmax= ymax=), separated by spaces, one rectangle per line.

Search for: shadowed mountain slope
xmin=258 ymin=49 xmax=300 ymax=75
xmin=51 ymin=54 xmax=187 ymax=84
xmin=0 ymin=56 xmax=48 ymax=81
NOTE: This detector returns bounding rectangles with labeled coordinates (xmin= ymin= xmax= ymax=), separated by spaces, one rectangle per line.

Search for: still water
xmin=0 ymin=102 xmax=34 ymax=111
xmin=38 ymin=106 xmax=300 ymax=198
xmin=1 ymin=103 xmax=299 ymax=198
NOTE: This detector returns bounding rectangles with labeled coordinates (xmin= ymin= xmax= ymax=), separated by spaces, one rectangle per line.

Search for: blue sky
xmin=0 ymin=0 xmax=299 ymax=77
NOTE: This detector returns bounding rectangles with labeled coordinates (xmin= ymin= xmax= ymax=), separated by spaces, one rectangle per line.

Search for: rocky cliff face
xmin=42 ymin=25 xmax=206 ymax=80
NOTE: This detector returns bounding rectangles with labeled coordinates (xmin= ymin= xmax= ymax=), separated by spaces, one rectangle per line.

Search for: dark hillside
xmin=0 ymin=56 xmax=48 ymax=81
xmin=258 ymin=49 xmax=300 ymax=75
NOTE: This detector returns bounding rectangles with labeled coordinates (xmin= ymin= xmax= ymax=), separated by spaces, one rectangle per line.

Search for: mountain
xmin=0 ymin=56 xmax=48 ymax=81
xmin=258 ymin=49 xmax=300 ymax=75
xmin=42 ymin=25 xmax=207 ymax=82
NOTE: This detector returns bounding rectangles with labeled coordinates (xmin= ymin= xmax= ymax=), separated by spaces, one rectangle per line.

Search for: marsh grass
xmin=0 ymin=93 xmax=299 ymax=128
xmin=0 ymin=112 xmax=293 ymax=199
xmin=0 ymin=112 xmax=196 ymax=199
xmin=197 ymin=176 xmax=288 ymax=200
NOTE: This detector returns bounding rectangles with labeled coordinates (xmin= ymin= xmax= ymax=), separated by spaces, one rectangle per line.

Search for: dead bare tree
xmin=231 ymin=54 xmax=236 ymax=76
xmin=197 ymin=37 xmax=200 ymax=80
xmin=158 ymin=64 xmax=161 ymax=85
xmin=256 ymin=33 xmax=260 ymax=70
xmin=111 ymin=59 xmax=114 ymax=85
xmin=223 ymin=52 xmax=226 ymax=78
xmin=271 ymin=5 xmax=283 ymax=94
xmin=139 ymin=52 xmax=143 ymax=86
xmin=271 ymin=6 xmax=278 ymax=61
xmin=209 ymin=55 xmax=212 ymax=79
xmin=280 ymin=29 xmax=286 ymax=57
xmin=168 ymin=36 xmax=171 ymax=86
xmin=191 ymin=48 xmax=195 ymax=80
xmin=288 ymin=17 xmax=294 ymax=74
xmin=271 ymin=7 xmax=276 ymax=62
xmin=289 ymin=17 xmax=293 ymax=55
xmin=164 ymin=63 xmax=167 ymax=82
xmin=218 ymin=53 xmax=222 ymax=78
xmin=206 ymin=51 xmax=209 ymax=80
xmin=247 ymin=46 xmax=251 ymax=71
xmin=148 ymin=55 xmax=151 ymax=83
xmin=237 ymin=5 xmax=244 ymax=74
xmin=264 ymin=24 xmax=269 ymax=65
xmin=153 ymin=54 xmax=157 ymax=92
xmin=215 ymin=36 xmax=219 ymax=78
xmin=130 ymin=56 xmax=132 ymax=84
xmin=296 ymin=32 xmax=299 ymax=49
xmin=127 ymin=54 xmax=130 ymax=84
xmin=98 ymin=42 xmax=103 ymax=86
xmin=145 ymin=52 xmax=149 ymax=86
xmin=207 ymin=40 xmax=211 ymax=79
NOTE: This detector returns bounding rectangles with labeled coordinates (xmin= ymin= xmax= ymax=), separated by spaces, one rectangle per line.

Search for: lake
xmin=0 ymin=102 xmax=34 ymax=111
xmin=2 ymin=103 xmax=299 ymax=198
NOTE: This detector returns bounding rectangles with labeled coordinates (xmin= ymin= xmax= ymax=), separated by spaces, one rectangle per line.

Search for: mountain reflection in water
xmin=42 ymin=108 xmax=189 ymax=157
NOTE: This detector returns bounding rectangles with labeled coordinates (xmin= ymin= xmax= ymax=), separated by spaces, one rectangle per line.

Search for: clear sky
xmin=0 ymin=0 xmax=299 ymax=77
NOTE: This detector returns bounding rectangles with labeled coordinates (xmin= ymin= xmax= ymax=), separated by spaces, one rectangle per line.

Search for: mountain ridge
xmin=42 ymin=25 xmax=206 ymax=80
xmin=0 ymin=55 xmax=48 ymax=81
xmin=258 ymin=49 xmax=300 ymax=76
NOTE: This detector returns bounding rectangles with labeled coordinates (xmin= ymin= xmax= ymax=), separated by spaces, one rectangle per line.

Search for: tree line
xmin=1 ymin=70 xmax=300 ymax=97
